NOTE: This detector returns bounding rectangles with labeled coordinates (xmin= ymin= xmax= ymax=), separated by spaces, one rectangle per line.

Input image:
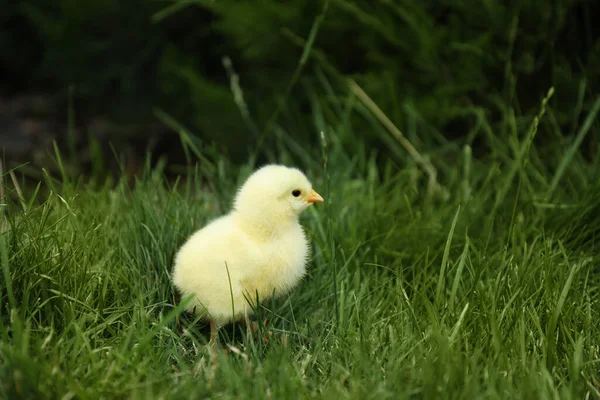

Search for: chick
xmin=172 ymin=164 xmax=323 ymax=344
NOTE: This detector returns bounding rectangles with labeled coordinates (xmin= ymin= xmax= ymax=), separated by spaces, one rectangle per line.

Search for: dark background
xmin=1 ymin=0 xmax=599 ymax=178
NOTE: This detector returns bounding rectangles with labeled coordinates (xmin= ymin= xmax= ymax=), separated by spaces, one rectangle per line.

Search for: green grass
xmin=1 ymin=87 xmax=600 ymax=399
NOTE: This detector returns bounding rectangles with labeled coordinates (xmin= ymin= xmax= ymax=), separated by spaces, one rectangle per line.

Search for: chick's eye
xmin=292 ymin=190 xmax=302 ymax=197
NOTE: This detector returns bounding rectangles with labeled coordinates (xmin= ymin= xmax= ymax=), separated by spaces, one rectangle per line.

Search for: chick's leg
xmin=209 ymin=319 xmax=218 ymax=344
xmin=206 ymin=319 xmax=219 ymax=361
xmin=205 ymin=319 xmax=219 ymax=379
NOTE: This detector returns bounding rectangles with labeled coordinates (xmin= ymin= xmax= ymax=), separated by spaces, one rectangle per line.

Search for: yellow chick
xmin=172 ymin=164 xmax=324 ymax=343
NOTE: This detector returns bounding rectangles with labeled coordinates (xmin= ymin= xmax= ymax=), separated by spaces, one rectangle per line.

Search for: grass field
xmin=1 ymin=86 xmax=600 ymax=399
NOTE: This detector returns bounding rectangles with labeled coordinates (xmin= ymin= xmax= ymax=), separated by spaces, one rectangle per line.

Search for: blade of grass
xmin=495 ymin=87 xmax=554 ymax=209
xmin=348 ymin=78 xmax=444 ymax=199
xmin=0 ymin=223 xmax=15 ymax=311
xmin=9 ymin=171 xmax=26 ymax=212
xmin=449 ymin=303 xmax=469 ymax=343
xmin=261 ymin=0 xmax=329 ymax=149
xmin=67 ymin=85 xmax=76 ymax=167
xmin=546 ymin=242 xmax=581 ymax=369
xmin=435 ymin=205 xmax=461 ymax=308
xmin=153 ymin=108 xmax=215 ymax=169
xmin=449 ymin=236 xmax=469 ymax=311
xmin=53 ymin=141 xmax=69 ymax=184
xmin=152 ymin=0 xmax=198 ymax=22
xmin=547 ymin=96 xmax=600 ymax=198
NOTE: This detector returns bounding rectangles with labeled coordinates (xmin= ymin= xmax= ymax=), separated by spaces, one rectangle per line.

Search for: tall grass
xmin=1 ymin=81 xmax=599 ymax=398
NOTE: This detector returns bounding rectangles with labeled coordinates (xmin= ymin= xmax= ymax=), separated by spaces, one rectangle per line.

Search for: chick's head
xmin=233 ymin=165 xmax=324 ymax=224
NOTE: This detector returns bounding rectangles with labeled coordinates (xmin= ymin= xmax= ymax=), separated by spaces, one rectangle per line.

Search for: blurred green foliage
xmin=2 ymin=0 xmax=599 ymax=158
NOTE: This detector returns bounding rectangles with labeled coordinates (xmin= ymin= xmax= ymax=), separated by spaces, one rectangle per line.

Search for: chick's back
xmin=172 ymin=215 xmax=262 ymax=325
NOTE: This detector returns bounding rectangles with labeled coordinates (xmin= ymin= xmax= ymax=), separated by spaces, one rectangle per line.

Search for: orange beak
xmin=307 ymin=189 xmax=324 ymax=203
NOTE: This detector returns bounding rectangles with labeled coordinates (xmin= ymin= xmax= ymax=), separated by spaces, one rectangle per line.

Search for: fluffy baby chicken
xmin=172 ymin=164 xmax=323 ymax=343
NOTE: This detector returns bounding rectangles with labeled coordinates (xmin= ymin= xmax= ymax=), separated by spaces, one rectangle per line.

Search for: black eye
xmin=292 ymin=190 xmax=302 ymax=197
